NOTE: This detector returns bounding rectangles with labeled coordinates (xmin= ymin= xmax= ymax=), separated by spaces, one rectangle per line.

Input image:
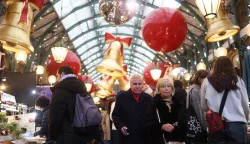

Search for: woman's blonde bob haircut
xmin=154 ymin=76 xmax=175 ymax=96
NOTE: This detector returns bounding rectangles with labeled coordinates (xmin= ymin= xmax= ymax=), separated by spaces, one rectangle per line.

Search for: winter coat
xmin=49 ymin=77 xmax=98 ymax=144
xmin=173 ymin=85 xmax=187 ymax=142
xmin=34 ymin=106 xmax=53 ymax=143
xmin=144 ymin=94 xmax=182 ymax=144
xmin=34 ymin=106 xmax=49 ymax=137
xmin=101 ymin=111 xmax=111 ymax=140
xmin=112 ymin=89 xmax=152 ymax=144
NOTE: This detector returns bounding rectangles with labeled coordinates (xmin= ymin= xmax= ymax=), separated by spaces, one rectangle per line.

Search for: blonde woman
xmin=144 ymin=77 xmax=184 ymax=144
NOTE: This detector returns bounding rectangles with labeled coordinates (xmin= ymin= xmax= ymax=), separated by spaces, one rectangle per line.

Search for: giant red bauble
xmin=142 ymin=7 xmax=187 ymax=52
xmin=46 ymin=51 xmax=81 ymax=76
xmin=143 ymin=62 xmax=167 ymax=89
xmin=78 ymin=75 xmax=95 ymax=93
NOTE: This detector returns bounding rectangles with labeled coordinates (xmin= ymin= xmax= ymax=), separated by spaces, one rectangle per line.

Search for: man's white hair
xmin=129 ymin=74 xmax=143 ymax=82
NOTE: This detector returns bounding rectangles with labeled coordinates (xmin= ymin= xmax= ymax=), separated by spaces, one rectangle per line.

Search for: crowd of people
xmin=32 ymin=56 xmax=249 ymax=144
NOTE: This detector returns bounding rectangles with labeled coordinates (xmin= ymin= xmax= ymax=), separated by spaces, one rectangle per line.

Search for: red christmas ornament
xmin=46 ymin=51 xmax=81 ymax=76
xmin=142 ymin=7 xmax=187 ymax=52
xmin=143 ymin=62 xmax=167 ymax=89
xmin=78 ymin=75 xmax=95 ymax=93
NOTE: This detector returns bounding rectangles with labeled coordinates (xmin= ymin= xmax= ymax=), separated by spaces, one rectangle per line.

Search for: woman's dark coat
xmin=144 ymin=94 xmax=183 ymax=144
xmin=112 ymin=89 xmax=152 ymax=144
xmin=49 ymin=77 xmax=99 ymax=144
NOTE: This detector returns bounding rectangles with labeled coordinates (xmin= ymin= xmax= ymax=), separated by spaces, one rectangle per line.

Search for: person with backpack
xmin=49 ymin=66 xmax=102 ymax=144
xmin=201 ymin=56 xmax=249 ymax=144
xmin=186 ymin=70 xmax=209 ymax=144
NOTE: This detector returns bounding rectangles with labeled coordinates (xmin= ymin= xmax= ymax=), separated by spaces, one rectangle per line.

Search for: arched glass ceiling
xmin=51 ymin=0 xmax=189 ymax=82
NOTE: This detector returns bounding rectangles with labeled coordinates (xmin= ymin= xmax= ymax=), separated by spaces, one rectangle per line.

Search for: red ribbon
xmin=19 ymin=0 xmax=45 ymax=23
xmin=104 ymin=33 xmax=132 ymax=56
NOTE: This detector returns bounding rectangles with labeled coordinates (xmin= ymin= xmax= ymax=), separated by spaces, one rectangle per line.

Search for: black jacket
xmin=173 ymin=85 xmax=187 ymax=142
xmin=49 ymin=76 xmax=95 ymax=144
xmin=112 ymin=89 xmax=152 ymax=144
xmin=144 ymin=94 xmax=182 ymax=144
xmin=34 ymin=106 xmax=49 ymax=137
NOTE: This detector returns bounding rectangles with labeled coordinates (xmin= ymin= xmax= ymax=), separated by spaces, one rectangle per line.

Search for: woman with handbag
xmin=144 ymin=77 xmax=184 ymax=144
xmin=186 ymin=70 xmax=209 ymax=144
xmin=201 ymin=56 xmax=249 ymax=144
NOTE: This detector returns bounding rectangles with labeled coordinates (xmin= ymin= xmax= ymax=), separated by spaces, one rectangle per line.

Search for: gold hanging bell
xmin=96 ymin=41 xmax=125 ymax=77
xmin=118 ymin=76 xmax=130 ymax=91
xmin=96 ymin=76 xmax=117 ymax=94
xmin=205 ymin=2 xmax=240 ymax=42
xmin=0 ymin=2 xmax=34 ymax=53
xmin=96 ymin=89 xmax=110 ymax=99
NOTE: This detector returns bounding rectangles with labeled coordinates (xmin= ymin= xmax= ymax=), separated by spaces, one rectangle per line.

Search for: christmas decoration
xmin=143 ymin=62 xmax=166 ymax=89
xmin=46 ymin=51 xmax=81 ymax=76
xmin=142 ymin=7 xmax=187 ymax=52
xmin=99 ymin=0 xmax=136 ymax=25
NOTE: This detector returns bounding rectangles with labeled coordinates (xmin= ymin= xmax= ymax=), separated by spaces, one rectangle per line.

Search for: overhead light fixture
xmin=48 ymin=75 xmax=57 ymax=86
xmin=215 ymin=47 xmax=227 ymax=57
xmin=36 ymin=65 xmax=44 ymax=75
xmin=150 ymin=62 xmax=162 ymax=81
xmin=197 ymin=62 xmax=206 ymax=71
xmin=195 ymin=0 xmax=221 ymax=19
xmin=85 ymin=75 xmax=92 ymax=93
xmin=51 ymin=47 xmax=68 ymax=63
xmin=15 ymin=50 xmax=27 ymax=63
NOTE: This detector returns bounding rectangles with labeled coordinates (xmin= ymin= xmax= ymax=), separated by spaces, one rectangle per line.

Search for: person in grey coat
xmin=187 ymin=70 xmax=209 ymax=143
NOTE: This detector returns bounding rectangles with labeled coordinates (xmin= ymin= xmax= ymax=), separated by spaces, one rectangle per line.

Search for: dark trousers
xmin=111 ymin=130 xmax=121 ymax=144
xmin=208 ymin=122 xmax=248 ymax=144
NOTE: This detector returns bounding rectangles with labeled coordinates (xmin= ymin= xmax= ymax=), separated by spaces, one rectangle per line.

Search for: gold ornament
xmin=0 ymin=2 xmax=34 ymax=53
xmin=205 ymin=2 xmax=240 ymax=42
xmin=96 ymin=41 xmax=125 ymax=77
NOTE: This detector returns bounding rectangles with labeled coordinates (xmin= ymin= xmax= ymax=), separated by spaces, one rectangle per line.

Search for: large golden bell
xmin=0 ymin=2 xmax=34 ymax=53
xmin=96 ymin=89 xmax=110 ymax=99
xmin=118 ymin=76 xmax=130 ymax=91
xmin=96 ymin=76 xmax=117 ymax=94
xmin=205 ymin=3 xmax=240 ymax=42
xmin=96 ymin=41 xmax=125 ymax=77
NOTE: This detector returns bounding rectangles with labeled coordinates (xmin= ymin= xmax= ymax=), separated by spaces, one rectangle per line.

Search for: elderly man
xmin=112 ymin=74 xmax=152 ymax=144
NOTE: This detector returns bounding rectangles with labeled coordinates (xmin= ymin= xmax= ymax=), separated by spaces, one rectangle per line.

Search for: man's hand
xmin=121 ymin=126 xmax=129 ymax=136
xmin=161 ymin=123 xmax=174 ymax=132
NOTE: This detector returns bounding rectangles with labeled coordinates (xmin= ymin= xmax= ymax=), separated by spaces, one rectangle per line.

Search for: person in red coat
xmin=112 ymin=74 xmax=152 ymax=144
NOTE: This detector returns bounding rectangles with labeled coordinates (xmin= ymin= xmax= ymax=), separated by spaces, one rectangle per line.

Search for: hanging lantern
xmin=78 ymin=75 xmax=94 ymax=93
xmin=197 ymin=62 xmax=206 ymax=70
xmin=184 ymin=73 xmax=192 ymax=81
xmin=195 ymin=0 xmax=221 ymax=19
xmin=93 ymin=97 xmax=100 ymax=104
xmin=205 ymin=2 xmax=240 ymax=42
xmin=150 ymin=63 xmax=162 ymax=81
xmin=143 ymin=62 xmax=166 ymax=89
xmin=15 ymin=50 xmax=27 ymax=63
xmin=85 ymin=76 xmax=93 ymax=93
xmin=48 ymin=75 xmax=56 ymax=85
xmin=51 ymin=47 xmax=68 ymax=63
xmin=36 ymin=65 xmax=44 ymax=75
xmin=46 ymin=51 xmax=81 ymax=76
xmin=215 ymin=47 xmax=227 ymax=57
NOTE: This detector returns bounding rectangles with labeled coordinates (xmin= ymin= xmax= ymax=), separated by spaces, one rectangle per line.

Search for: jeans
xmin=104 ymin=140 xmax=111 ymax=144
xmin=208 ymin=122 xmax=248 ymax=144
